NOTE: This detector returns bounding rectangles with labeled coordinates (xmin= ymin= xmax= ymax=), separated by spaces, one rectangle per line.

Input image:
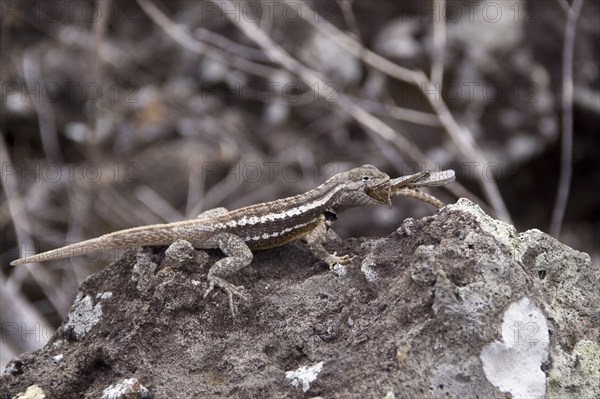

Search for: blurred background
xmin=1 ymin=0 xmax=598 ymax=368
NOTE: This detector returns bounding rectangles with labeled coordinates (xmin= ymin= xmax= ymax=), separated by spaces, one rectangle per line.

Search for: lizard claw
xmin=204 ymin=276 xmax=248 ymax=318
xmin=326 ymin=252 xmax=356 ymax=269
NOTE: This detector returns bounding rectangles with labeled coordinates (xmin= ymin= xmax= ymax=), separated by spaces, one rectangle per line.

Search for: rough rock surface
xmin=1 ymin=199 xmax=598 ymax=399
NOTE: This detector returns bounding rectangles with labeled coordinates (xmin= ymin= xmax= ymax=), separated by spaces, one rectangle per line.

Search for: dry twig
xmin=550 ymin=0 xmax=584 ymax=237
xmin=431 ymin=0 xmax=446 ymax=88
xmin=89 ymin=0 xmax=112 ymax=151
xmin=23 ymin=51 xmax=62 ymax=163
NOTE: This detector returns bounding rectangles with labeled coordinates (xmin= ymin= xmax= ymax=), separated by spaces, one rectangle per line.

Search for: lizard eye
xmin=362 ymin=176 xmax=371 ymax=181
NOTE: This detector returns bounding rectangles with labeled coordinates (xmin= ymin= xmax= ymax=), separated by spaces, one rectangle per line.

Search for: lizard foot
xmin=326 ymin=252 xmax=356 ymax=269
xmin=203 ymin=276 xmax=249 ymax=317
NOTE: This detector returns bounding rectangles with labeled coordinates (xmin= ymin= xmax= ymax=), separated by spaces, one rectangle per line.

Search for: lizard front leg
xmin=305 ymin=215 xmax=355 ymax=269
xmin=202 ymin=232 xmax=253 ymax=317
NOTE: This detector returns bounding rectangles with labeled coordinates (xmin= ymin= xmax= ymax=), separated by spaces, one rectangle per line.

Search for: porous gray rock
xmin=1 ymin=199 xmax=597 ymax=398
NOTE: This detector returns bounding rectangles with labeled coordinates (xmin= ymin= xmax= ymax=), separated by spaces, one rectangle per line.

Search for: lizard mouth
xmin=366 ymin=181 xmax=392 ymax=204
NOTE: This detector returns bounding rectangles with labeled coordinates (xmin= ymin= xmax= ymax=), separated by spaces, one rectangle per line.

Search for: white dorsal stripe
xmin=235 ymin=184 xmax=342 ymax=229
xmin=243 ymin=219 xmax=313 ymax=242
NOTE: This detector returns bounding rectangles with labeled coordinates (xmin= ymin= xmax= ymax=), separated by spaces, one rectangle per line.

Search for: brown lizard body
xmin=11 ymin=165 xmax=454 ymax=314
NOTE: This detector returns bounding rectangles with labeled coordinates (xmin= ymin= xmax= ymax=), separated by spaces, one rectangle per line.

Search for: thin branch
xmin=23 ymin=51 xmax=62 ymax=163
xmin=288 ymin=0 xmax=512 ymax=223
xmin=89 ymin=0 xmax=111 ymax=151
xmin=550 ymin=0 xmax=584 ymax=237
xmin=350 ymin=97 xmax=442 ymax=127
xmin=337 ymin=0 xmax=361 ymax=41
xmin=135 ymin=185 xmax=183 ymax=223
xmin=186 ymin=168 xmax=204 ymax=218
xmin=557 ymin=0 xmax=571 ymax=14
xmin=430 ymin=0 xmax=446 ymax=87
xmin=193 ymin=26 xmax=271 ymax=62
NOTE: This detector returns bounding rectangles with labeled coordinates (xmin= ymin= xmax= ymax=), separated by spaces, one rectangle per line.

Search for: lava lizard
xmin=11 ymin=165 xmax=454 ymax=315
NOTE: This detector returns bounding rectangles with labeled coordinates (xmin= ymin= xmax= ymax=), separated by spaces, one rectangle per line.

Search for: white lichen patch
xmin=480 ymin=297 xmax=549 ymax=398
xmin=51 ymin=354 xmax=63 ymax=364
xmin=100 ymin=378 xmax=149 ymax=399
xmin=12 ymin=384 xmax=46 ymax=399
xmin=64 ymin=294 xmax=102 ymax=340
xmin=96 ymin=291 xmax=113 ymax=300
xmin=383 ymin=391 xmax=396 ymax=399
xmin=360 ymin=260 xmax=378 ymax=282
xmin=285 ymin=361 xmax=324 ymax=393
xmin=52 ymin=339 xmax=65 ymax=349
xmin=332 ymin=263 xmax=347 ymax=277
xmin=396 ymin=217 xmax=415 ymax=236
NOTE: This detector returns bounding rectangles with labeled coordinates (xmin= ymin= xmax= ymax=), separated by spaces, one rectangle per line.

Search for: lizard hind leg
xmin=203 ymin=233 xmax=253 ymax=317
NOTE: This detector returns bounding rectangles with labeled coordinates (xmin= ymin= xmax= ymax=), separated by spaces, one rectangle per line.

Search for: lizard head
xmin=327 ymin=164 xmax=391 ymax=210
xmin=356 ymin=165 xmax=392 ymax=204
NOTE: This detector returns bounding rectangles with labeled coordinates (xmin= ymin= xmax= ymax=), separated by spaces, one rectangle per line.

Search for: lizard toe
xmin=326 ymin=252 xmax=356 ymax=269
xmin=205 ymin=276 xmax=248 ymax=317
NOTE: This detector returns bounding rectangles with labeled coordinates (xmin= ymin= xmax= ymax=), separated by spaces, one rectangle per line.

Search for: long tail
xmin=10 ymin=223 xmax=176 ymax=266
